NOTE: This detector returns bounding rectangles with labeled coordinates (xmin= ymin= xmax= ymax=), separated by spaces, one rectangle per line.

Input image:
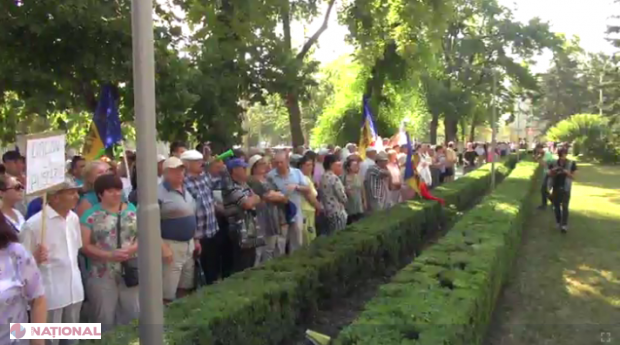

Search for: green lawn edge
xmin=91 ymin=155 xmax=519 ymax=345
xmin=334 ymin=160 xmax=540 ymax=345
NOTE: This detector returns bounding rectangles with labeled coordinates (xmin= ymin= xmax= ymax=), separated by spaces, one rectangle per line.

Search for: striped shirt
xmin=364 ymin=165 xmax=388 ymax=207
xmin=158 ymin=182 xmax=197 ymax=242
xmin=184 ymin=172 xmax=219 ymax=239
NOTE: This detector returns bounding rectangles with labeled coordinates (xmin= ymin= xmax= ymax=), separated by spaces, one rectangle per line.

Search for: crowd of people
xmin=0 ymin=137 xmax=539 ymax=344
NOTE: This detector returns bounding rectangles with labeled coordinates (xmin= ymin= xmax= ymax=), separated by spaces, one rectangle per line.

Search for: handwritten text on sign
xmin=26 ymin=134 xmax=66 ymax=195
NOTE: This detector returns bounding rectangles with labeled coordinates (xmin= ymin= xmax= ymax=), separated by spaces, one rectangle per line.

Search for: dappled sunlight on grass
xmin=563 ymin=265 xmax=620 ymax=307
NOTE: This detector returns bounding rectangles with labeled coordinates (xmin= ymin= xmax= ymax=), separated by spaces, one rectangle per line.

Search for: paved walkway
xmin=486 ymin=163 xmax=620 ymax=345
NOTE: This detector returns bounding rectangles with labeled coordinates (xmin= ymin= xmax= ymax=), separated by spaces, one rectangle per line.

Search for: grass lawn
xmin=486 ymin=162 xmax=620 ymax=345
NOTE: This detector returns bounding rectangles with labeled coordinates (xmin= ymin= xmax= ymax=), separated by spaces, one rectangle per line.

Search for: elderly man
xmin=360 ymin=147 xmax=377 ymax=179
xmin=158 ymin=156 xmax=199 ymax=303
xmin=181 ymin=150 xmax=224 ymax=285
xmin=267 ymin=152 xmax=309 ymax=252
xmin=20 ymin=180 xmax=84 ymax=345
xmin=223 ymin=158 xmax=262 ymax=271
xmin=364 ymin=151 xmax=391 ymax=212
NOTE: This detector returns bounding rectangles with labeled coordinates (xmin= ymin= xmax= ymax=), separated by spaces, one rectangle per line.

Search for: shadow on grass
xmin=486 ymin=164 xmax=620 ymax=345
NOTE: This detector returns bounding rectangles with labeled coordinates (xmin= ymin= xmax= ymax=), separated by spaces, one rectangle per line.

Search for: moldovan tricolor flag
xmin=359 ymin=96 xmax=379 ymax=160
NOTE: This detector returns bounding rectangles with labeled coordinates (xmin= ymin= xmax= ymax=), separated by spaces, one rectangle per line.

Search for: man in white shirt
xmin=20 ymin=180 xmax=84 ymax=345
xmin=360 ymin=147 xmax=377 ymax=179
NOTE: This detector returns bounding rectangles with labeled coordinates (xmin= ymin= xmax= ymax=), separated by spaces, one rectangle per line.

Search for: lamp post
xmin=131 ymin=0 xmax=164 ymax=344
xmin=490 ymin=70 xmax=497 ymax=189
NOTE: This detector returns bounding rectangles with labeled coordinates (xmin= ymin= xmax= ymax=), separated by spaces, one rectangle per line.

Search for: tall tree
xmin=423 ymin=0 xmax=559 ymax=143
xmin=0 ymin=0 xmax=202 ymax=143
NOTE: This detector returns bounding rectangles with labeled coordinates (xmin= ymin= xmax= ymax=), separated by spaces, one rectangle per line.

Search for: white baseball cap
xmin=180 ymin=150 xmax=204 ymax=161
xmin=163 ymin=157 xmax=184 ymax=169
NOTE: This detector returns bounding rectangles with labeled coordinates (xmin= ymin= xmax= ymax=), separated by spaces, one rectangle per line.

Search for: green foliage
xmin=335 ymin=161 xmax=539 ymax=345
xmin=422 ymin=0 xmax=560 ymax=142
xmin=311 ymin=58 xmax=433 ymax=146
xmin=94 ymin=156 xmax=518 ymax=345
xmin=546 ymin=114 xmax=620 ymax=163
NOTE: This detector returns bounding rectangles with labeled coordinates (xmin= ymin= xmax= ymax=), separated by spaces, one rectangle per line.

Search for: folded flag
xmin=305 ymin=330 xmax=331 ymax=345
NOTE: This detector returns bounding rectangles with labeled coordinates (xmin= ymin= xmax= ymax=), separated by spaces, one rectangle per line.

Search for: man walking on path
xmin=536 ymin=144 xmax=555 ymax=210
xmin=547 ymin=148 xmax=576 ymax=233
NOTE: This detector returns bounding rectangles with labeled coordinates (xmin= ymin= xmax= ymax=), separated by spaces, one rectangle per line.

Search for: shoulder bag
xmin=116 ymin=205 xmax=139 ymax=287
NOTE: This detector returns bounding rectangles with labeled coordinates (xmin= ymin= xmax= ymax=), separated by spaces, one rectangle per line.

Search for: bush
xmin=93 ymin=156 xmax=518 ymax=345
xmin=334 ymin=161 xmax=540 ymax=345
xmin=546 ymin=113 xmax=620 ymax=163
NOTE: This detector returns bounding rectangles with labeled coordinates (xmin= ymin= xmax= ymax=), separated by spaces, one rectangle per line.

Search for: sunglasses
xmin=1 ymin=185 xmax=24 ymax=192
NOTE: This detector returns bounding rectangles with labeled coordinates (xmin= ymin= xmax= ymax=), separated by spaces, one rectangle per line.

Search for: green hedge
xmin=93 ymin=156 xmax=518 ymax=345
xmin=335 ymin=161 xmax=540 ymax=345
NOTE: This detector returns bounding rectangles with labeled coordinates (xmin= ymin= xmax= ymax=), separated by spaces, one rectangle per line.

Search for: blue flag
xmin=94 ymin=84 xmax=122 ymax=148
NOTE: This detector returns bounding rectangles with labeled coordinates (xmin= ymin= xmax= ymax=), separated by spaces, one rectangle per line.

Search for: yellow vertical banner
xmin=82 ymin=121 xmax=105 ymax=161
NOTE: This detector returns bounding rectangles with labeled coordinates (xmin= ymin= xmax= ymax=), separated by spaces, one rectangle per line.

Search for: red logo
xmin=10 ymin=323 xmax=26 ymax=339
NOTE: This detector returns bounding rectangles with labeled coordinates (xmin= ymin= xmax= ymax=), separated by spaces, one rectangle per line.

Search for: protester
xmin=2 ymin=150 xmax=26 ymax=215
xmin=158 ymin=156 xmax=198 ymax=303
xmin=434 ymin=145 xmax=447 ymax=184
xmin=68 ymin=155 xmax=86 ymax=186
xmin=247 ymin=154 xmax=288 ymax=263
xmin=417 ymin=144 xmax=433 ymax=187
xmin=364 ymin=151 xmax=390 ymax=212
xmin=319 ymin=154 xmax=348 ymax=233
xmin=170 ymin=141 xmax=187 ymax=158
xmin=267 ymin=152 xmax=309 ymax=252
xmin=20 ymin=180 xmax=84 ymax=344
xmin=223 ymin=158 xmax=262 ymax=271
xmin=342 ymin=158 xmax=365 ymax=224
xmin=386 ymin=150 xmax=402 ymax=207
xmin=75 ymin=161 xmax=112 ymax=217
xmin=0 ymin=211 xmax=46 ymax=345
xmin=183 ymin=150 xmax=225 ymax=285
xmin=296 ymin=155 xmax=321 ymax=244
xmin=206 ymin=156 xmax=237 ymax=276
xmin=548 ymin=148 xmax=577 ymax=233
xmin=463 ymin=142 xmax=477 ymax=174
xmin=536 ymin=144 xmax=555 ymax=210
xmin=0 ymin=174 xmax=25 ymax=232
xmin=444 ymin=142 xmax=457 ymax=183
xmin=313 ymin=148 xmax=329 ymax=186
xmin=79 ymin=174 xmax=139 ymax=330
xmin=360 ymin=147 xmax=377 ymax=178
xmin=157 ymin=154 xmax=166 ymax=184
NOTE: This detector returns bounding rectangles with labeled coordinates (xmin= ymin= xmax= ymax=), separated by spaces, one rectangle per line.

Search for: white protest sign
xmin=25 ymin=132 xmax=66 ymax=195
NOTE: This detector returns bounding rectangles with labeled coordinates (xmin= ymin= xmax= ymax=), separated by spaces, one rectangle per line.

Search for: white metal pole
xmin=491 ymin=71 xmax=497 ymax=189
xmin=131 ymin=0 xmax=164 ymax=343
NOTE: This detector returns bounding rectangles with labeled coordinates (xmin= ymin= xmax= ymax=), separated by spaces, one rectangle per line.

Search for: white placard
xmin=26 ymin=132 xmax=66 ymax=195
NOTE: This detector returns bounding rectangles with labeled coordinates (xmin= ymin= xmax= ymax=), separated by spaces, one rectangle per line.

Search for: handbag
xmin=194 ymin=259 xmax=207 ymax=289
xmin=116 ymin=205 xmax=139 ymax=287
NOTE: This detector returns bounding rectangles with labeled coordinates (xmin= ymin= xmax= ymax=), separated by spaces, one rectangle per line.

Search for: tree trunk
xmin=363 ymin=41 xmax=398 ymax=123
xmin=282 ymin=0 xmax=336 ymax=147
xmin=430 ymin=113 xmax=438 ymax=145
xmin=459 ymin=117 xmax=467 ymax=143
xmin=285 ymin=92 xmax=306 ymax=147
xmin=469 ymin=121 xmax=476 ymax=143
xmin=443 ymin=117 xmax=458 ymax=144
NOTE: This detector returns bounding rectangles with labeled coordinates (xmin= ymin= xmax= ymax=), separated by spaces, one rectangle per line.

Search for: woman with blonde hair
xmin=75 ymin=161 xmax=112 ymax=217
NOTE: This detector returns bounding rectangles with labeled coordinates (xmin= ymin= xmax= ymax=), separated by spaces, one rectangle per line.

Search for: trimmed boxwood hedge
xmin=92 ymin=156 xmax=518 ymax=345
xmin=334 ymin=161 xmax=540 ymax=345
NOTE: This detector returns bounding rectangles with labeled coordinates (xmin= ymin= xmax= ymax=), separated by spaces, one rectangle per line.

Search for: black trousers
xmin=541 ymin=175 xmax=550 ymax=206
xmin=200 ymin=216 xmax=235 ymax=285
xmin=552 ymin=189 xmax=571 ymax=226
xmin=347 ymin=213 xmax=364 ymax=225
